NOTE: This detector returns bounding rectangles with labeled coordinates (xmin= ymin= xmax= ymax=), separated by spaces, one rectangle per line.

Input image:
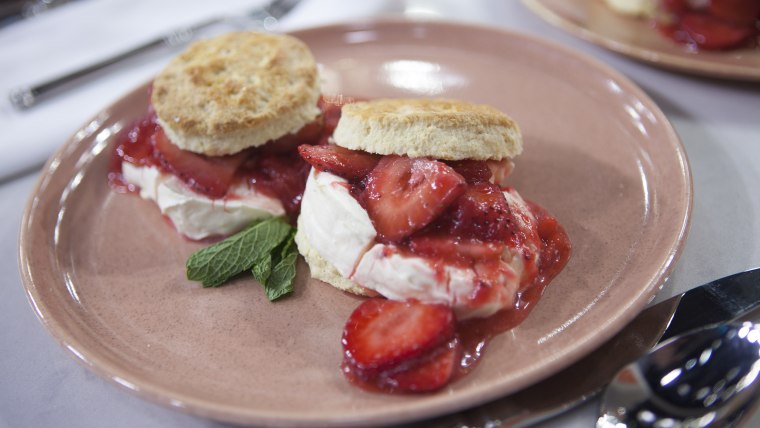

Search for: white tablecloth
xmin=1 ymin=1 xmax=759 ymax=427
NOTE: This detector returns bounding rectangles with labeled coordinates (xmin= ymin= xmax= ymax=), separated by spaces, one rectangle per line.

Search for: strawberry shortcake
xmin=604 ymin=0 xmax=760 ymax=51
xmin=109 ymin=31 xmax=336 ymax=240
xmin=296 ymin=98 xmax=571 ymax=392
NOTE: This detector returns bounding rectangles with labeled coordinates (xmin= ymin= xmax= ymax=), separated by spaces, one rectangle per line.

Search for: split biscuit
xmin=152 ymin=31 xmax=321 ymax=156
xmin=332 ymin=98 xmax=522 ymax=161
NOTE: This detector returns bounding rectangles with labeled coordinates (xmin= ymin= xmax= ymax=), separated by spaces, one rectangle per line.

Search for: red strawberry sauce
xmin=108 ymin=94 xmax=348 ymax=221
xmin=298 ymin=145 xmax=571 ymax=393
xmin=342 ymin=201 xmax=571 ymax=393
xmin=655 ymin=0 xmax=760 ymax=51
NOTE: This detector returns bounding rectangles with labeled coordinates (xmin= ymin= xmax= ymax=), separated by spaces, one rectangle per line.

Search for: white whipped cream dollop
xmin=298 ymin=168 xmax=542 ymax=319
xmin=121 ymin=162 xmax=284 ymax=240
xmin=604 ymin=0 xmax=657 ymax=17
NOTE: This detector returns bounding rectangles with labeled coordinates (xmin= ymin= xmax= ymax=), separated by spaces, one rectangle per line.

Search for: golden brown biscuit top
xmin=151 ymin=31 xmax=320 ymax=152
xmin=333 ymin=98 xmax=523 ymax=161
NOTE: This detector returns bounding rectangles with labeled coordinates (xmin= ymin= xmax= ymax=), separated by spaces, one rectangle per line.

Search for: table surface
xmin=2 ymin=1 xmax=759 ymax=427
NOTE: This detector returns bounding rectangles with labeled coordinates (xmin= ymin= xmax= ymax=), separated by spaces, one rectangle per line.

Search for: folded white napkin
xmin=0 ymin=0 xmax=391 ymax=180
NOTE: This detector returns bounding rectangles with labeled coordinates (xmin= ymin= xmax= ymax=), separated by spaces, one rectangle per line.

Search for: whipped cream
xmin=299 ymin=169 xmax=542 ymax=319
xmin=298 ymin=168 xmax=376 ymax=277
xmin=604 ymin=0 xmax=657 ymax=17
xmin=122 ymin=162 xmax=284 ymax=240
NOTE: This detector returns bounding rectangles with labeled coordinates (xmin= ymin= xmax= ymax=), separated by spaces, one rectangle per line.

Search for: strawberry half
xmin=115 ymin=114 xmax=160 ymax=167
xmin=446 ymin=160 xmax=492 ymax=184
xmin=661 ymin=0 xmax=690 ymax=14
xmin=363 ymin=156 xmax=467 ymax=243
xmin=377 ymin=339 xmax=462 ymax=393
xmin=298 ymin=144 xmax=380 ymax=181
xmin=342 ymin=298 xmax=456 ymax=376
xmin=258 ymin=117 xmax=325 ymax=155
xmin=435 ymin=182 xmax=515 ymax=242
xmin=244 ymin=151 xmax=311 ymax=217
xmin=707 ymin=0 xmax=760 ymax=26
xmin=152 ymin=127 xmax=246 ymax=199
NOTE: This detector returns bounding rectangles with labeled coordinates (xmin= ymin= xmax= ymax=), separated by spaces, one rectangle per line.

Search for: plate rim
xmin=523 ymin=0 xmax=760 ymax=81
xmin=18 ymin=18 xmax=693 ymax=426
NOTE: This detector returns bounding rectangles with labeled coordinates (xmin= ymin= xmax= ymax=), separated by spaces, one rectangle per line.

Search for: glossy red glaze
xmin=657 ymin=0 xmax=759 ymax=50
xmin=342 ymin=299 xmax=456 ymax=378
xmin=109 ymin=94 xmax=354 ymax=219
xmin=445 ymin=160 xmax=493 ymax=184
xmin=298 ymin=144 xmax=381 ymax=181
xmin=343 ymin=197 xmax=571 ymax=393
xmin=363 ymin=156 xmax=467 ymax=243
xmin=431 ymin=182 xmax=516 ymax=243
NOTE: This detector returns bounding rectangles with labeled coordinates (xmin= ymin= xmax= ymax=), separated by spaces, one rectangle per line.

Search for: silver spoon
xmin=598 ymin=321 xmax=760 ymax=427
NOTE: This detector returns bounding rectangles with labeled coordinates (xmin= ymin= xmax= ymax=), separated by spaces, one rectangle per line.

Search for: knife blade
xmin=411 ymin=267 xmax=760 ymax=428
xmin=8 ymin=0 xmax=302 ymax=110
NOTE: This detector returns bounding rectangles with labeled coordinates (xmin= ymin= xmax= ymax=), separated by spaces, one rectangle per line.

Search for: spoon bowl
xmin=598 ymin=321 xmax=760 ymax=427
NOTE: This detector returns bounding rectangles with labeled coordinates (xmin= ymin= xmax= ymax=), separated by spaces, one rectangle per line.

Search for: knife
xmin=0 ymin=0 xmax=75 ymax=28
xmin=410 ymin=267 xmax=760 ymax=428
xmin=8 ymin=0 xmax=301 ymax=110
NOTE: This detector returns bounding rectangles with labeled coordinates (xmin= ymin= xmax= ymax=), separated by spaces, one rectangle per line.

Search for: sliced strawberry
xmin=244 ymin=151 xmax=310 ymax=218
xmin=407 ymin=234 xmax=505 ymax=265
xmin=342 ymin=298 xmax=455 ymax=376
xmin=297 ymin=144 xmax=380 ymax=181
xmin=434 ymin=182 xmax=515 ymax=242
xmin=363 ymin=156 xmax=467 ymax=243
xmin=153 ymin=128 xmax=247 ymax=199
xmin=115 ymin=113 xmax=160 ymax=166
xmin=661 ymin=0 xmax=690 ymax=14
xmin=378 ymin=339 xmax=461 ymax=393
xmin=444 ymin=160 xmax=514 ymax=185
xmin=707 ymin=0 xmax=760 ymax=26
xmin=679 ymin=12 xmax=756 ymax=50
xmin=258 ymin=116 xmax=325 ymax=155
xmin=446 ymin=160 xmax=492 ymax=184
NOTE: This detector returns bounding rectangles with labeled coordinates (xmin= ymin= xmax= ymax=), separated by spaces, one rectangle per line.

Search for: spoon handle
xmin=415 ymin=268 xmax=760 ymax=427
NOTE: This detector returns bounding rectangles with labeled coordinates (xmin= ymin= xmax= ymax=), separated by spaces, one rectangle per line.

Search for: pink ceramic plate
xmin=18 ymin=20 xmax=691 ymax=426
xmin=524 ymin=0 xmax=760 ymax=81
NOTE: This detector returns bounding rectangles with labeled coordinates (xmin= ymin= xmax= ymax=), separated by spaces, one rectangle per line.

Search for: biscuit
xmin=152 ymin=31 xmax=321 ymax=156
xmin=332 ymin=98 xmax=522 ymax=160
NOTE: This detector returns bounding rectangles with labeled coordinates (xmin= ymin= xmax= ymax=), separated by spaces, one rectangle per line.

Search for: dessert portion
xmin=296 ymin=99 xmax=571 ymax=392
xmin=108 ymin=29 xmax=570 ymax=393
xmin=109 ymin=31 xmax=338 ymax=240
xmin=604 ymin=0 xmax=760 ymax=50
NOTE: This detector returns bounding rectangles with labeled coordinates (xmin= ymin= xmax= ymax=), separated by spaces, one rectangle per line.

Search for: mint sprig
xmin=258 ymin=230 xmax=298 ymax=301
xmin=186 ymin=218 xmax=296 ymax=300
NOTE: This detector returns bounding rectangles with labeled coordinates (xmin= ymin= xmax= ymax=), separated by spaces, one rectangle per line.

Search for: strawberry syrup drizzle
xmin=654 ymin=0 xmax=760 ymax=51
xmin=108 ymin=94 xmax=348 ymax=222
xmin=297 ymin=144 xmax=572 ymax=393
xmin=455 ymin=202 xmax=571 ymax=377
xmin=342 ymin=196 xmax=571 ymax=393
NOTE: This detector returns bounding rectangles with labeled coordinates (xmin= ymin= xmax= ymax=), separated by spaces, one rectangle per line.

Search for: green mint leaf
xmin=264 ymin=245 xmax=298 ymax=301
xmin=186 ymin=217 xmax=291 ymax=287
xmin=251 ymin=253 xmax=272 ymax=285
xmin=256 ymin=230 xmax=297 ymax=301
xmin=280 ymin=229 xmax=297 ymax=257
